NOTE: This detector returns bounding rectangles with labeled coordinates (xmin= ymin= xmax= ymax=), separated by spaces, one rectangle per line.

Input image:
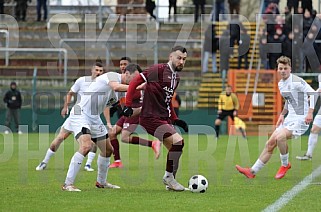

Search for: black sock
xmin=239 ymin=127 xmax=246 ymax=139
xmin=215 ymin=125 xmax=220 ymax=138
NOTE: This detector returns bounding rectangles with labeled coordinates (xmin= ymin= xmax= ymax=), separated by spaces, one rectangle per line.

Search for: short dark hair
xmin=120 ymin=57 xmax=132 ymax=63
xmin=171 ymin=46 xmax=187 ymax=54
xmin=95 ymin=62 xmax=103 ymax=67
xmin=95 ymin=57 xmax=103 ymax=67
xmin=125 ymin=63 xmax=142 ymax=73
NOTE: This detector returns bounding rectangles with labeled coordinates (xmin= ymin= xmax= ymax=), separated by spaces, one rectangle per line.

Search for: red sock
xmin=131 ymin=136 xmax=153 ymax=147
xmin=110 ymin=139 xmax=121 ymax=161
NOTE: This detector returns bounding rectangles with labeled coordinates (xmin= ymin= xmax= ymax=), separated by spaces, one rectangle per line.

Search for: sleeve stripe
xmin=140 ymin=73 xmax=147 ymax=82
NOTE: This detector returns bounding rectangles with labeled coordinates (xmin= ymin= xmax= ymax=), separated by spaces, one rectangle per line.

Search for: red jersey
xmin=131 ymin=90 xmax=143 ymax=108
xmin=126 ymin=63 xmax=179 ymax=119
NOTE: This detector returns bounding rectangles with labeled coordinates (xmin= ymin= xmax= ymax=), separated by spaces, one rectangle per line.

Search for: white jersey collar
xmin=167 ymin=62 xmax=176 ymax=73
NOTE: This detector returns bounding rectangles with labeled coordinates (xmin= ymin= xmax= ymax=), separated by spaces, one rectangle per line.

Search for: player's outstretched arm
xmin=276 ymin=107 xmax=288 ymax=127
xmin=61 ymin=90 xmax=75 ymax=118
xmin=103 ymin=107 xmax=112 ymax=130
xmin=109 ymin=82 xmax=129 ymax=92
xmin=305 ymin=108 xmax=314 ymax=125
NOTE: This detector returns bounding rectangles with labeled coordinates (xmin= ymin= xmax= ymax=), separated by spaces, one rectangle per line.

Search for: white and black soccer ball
xmin=188 ymin=175 xmax=208 ymax=193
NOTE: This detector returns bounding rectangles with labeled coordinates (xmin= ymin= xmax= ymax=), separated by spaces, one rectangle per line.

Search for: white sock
xmin=307 ymin=133 xmax=318 ymax=157
xmin=164 ymin=171 xmax=174 ymax=179
xmin=64 ymin=152 xmax=84 ymax=185
xmin=280 ymin=153 xmax=289 ymax=167
xmin=251 ymin=159 xmax=265 ymax=174
xmin=43 ymin=148 xmax=55 ymax=164
xmin=97 ymin=155 xmax=110 ymax=185
xmin=86 ymin=152 xmax=96 ymax=166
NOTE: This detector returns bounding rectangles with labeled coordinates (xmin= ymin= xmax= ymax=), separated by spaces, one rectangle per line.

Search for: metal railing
xmin=58 ymin=37 xmax=201 ymax=67
xmin=48 ymin=3 xmax=214 ymax=29
xmin=0 ymin=48 xmax=68 ymax=86
xmin=0 ymin=29 xmax=9 ymax=66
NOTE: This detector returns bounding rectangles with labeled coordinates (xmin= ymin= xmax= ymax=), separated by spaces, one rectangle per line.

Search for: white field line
xmin=262 ymin=165 xmax=321 ymax=212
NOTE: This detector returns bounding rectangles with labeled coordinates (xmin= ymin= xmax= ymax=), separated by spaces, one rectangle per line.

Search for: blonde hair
xmin=276 ymin=56 xmax=291 ymax=68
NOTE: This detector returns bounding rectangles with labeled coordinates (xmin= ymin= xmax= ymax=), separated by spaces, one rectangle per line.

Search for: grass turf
xmin=1 ymin=133 xmax=321 ymax=211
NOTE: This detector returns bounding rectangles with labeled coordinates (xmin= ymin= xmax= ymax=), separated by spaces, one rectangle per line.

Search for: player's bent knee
xmin=170 ymin=140 xmax=184 ymax=151
xmin=121 ymin=138 xmax=130 ymax=143
xmin=80 ymin=145 xmax=92 ymax=156
xmin=266 ymin=140 xmax=276 ymax=152
xmin=275 ymin=134 xmax=287 ymax=144
xmin=215 ymin=119 xmax=221 ymax=125
xmin=310 ymin=127 xmax=321 ymax=134
xmin=120 ymin=132 xmax=131 ymax=143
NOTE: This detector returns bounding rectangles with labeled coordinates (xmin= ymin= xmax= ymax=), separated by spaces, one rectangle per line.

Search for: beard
xmin=174 ymin=65 xmax=183 ymax=72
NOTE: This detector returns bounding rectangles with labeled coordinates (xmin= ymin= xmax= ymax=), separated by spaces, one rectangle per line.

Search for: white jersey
xmin=71 ymin=72 xmax=120 ymax=118
xmin=312 ymin=74 xmax=321 ymax=127
xmin=70 ymin=76 xmax=95 ymax=104
xmin=278 ymin=74 xmax=315 ymax=117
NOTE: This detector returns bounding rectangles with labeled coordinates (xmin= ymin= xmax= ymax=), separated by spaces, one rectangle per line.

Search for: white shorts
xmin=313 ymin=115 xmax=321 ymax=128
xmin=62 ymin=113 xmax=107 ymax=139
xmin=276 ymin=116 xmax=309 ymax=138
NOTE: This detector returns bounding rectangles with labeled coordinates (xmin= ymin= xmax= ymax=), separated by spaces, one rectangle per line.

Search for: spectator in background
xmin=302 ymin=31 xmax=321 ymax=73
xmin=237 ymin=27 xmax=250 ymax=69
xmin=15 ymin=0 xmax=30 ymax=21
xmin=172 ymin=92 xmax=181 ymax=116
xmin=230 ymin=15 xmax=243 ymax=48
xmin=145 ymin=0 xmax=157 ymax=20
xmin=214 ymin=0 xmax=225 ymax=22
xmin=259 ymin=29 xmax=269 ymax=70
xmin=3 ymin=82 xmax=22 ymax=134
xmin=202 ymin=23 xmax=219 ymax=73
xmin=37 ymin=0 xmax=47 ymax=21
xmin=219 ymin=29 xmax=233 ymax=80
xmin=268 ymin=27 xmax=285 ymax=69
xmin=168 ymin=0 xmax=177 ymax=22
xmin=303 ymin=9 xmax=313 ymax=39
xmin=263 ymin=2 xmax=279 ymax=16
xmin=301 ymin=0 xmax=312 ymax=14
xmin=193 ymin=0 xmax=205 ymax=23
xmin=0 ymin=0 xmax=4 ymax=14
xmin=261 ymin=0 xmax=274 ymax=14
xmin=282 ymin=31 xmax=293 ymax=63
xmin=292 ymin=24 xmax=304 ymax=72
xmin=228 ymin=0 xmax=240 ymax=15
xmin=286 ymin=0 xmax=298 ymax=13
xmin=283 ymin=6 xmax=292 ymax=35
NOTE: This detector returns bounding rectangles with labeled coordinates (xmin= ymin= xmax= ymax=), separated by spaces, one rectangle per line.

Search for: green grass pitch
xmin=1 ymin=133 xmax=321 ymax=211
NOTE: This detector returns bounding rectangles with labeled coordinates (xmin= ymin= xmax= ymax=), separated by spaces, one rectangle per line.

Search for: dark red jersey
xmin=126 ymin=63 xmax=179 ymax=119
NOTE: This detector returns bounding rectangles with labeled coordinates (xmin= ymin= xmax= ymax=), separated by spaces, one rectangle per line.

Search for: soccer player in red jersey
xmin=108 ymin=64 xmax=161 ymax=168
xmin=122 ymin=46 xmax=189 ymax=191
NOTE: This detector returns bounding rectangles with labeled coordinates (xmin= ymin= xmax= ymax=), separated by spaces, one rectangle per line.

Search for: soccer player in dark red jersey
xmin=107 ymin=64 xmax=161 ymax=168
xmin=122 ymin=46 xmax=189 ymax=191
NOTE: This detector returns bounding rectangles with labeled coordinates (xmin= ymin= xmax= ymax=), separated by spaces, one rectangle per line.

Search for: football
xmin=188 ymin=175 xmax=208 ymax=193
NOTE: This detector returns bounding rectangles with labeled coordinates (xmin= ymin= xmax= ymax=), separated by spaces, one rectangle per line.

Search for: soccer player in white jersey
xmin=36 ymin=62 xmax=104 ymax=171
xmin=296 ymin=74 xmax=321 ymax=161
xmin=236 ymin=56 xmax=316 ymax=179
xmin=61 ymin=64 xmax=141 ymax=192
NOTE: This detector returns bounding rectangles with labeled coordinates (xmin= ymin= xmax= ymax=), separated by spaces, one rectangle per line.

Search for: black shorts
xmin=217 ymin=110 xmax=235 ymax=121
